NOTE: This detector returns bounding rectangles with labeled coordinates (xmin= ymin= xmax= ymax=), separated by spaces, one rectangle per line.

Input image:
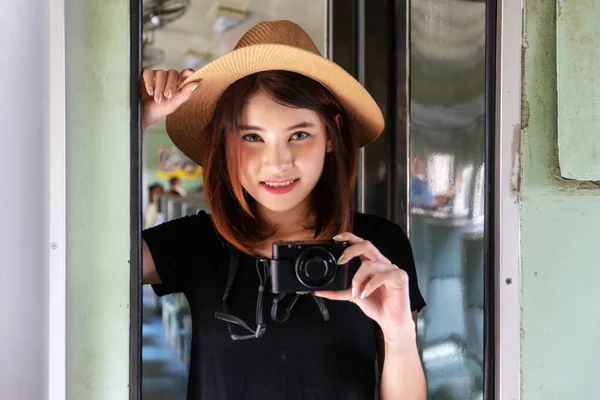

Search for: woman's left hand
xmin=315 ymin=232 xmax=415 ymax=344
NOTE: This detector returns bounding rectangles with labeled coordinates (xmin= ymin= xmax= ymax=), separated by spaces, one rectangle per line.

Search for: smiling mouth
xmin=261 ymin=179 xmax=298 ymax=187
xmin=259 ymin=179 xmax=300 ymax=194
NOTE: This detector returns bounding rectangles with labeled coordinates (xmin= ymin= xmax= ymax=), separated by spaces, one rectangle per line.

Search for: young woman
xmin=142 ymin=21 xmax=427 ymax=399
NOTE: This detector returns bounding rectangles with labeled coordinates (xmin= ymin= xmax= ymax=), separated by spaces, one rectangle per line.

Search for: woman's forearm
xmin=380 ymin=332 xmax=427 ymax=400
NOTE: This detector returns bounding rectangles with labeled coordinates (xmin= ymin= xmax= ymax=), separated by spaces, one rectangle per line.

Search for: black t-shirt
xmin=143 ymin=211 xmax=426 ymax=400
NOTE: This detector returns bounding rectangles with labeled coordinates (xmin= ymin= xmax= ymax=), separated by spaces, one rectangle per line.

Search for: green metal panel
xmin=65 ymin=0 xmax=130 ymax=398
xmin=522 ymin=1 xmax=600 ymax=398
xmin=556 ymin=0 xmax=600 ymax=180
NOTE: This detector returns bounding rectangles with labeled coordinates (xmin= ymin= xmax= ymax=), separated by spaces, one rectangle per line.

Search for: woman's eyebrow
xmin=239 ymin=124 xmax=265 ymax=131
xmin=287 ymin=121 xmax=314 ymax=131
xmin=238 ymin=122 xmax=315 ymax=131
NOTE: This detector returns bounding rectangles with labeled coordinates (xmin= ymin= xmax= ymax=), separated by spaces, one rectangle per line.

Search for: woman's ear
xmin=326 ymin=140 xmax=333 ymax=152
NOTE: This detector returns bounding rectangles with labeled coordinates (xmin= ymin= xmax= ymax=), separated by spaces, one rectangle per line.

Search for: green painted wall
xmin=556 ymin=0 xmax=600 ymax=180
xmin=65 ymin=0 xmax=130 ymax=399
xmin=521 ymin=1 xmax=600 ymax=399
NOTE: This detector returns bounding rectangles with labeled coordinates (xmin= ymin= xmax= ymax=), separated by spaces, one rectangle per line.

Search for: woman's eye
xmin=290 ymin=131 xmax=310 ymax=141
xmin=242 ymin=134 xmax=262 ymax=142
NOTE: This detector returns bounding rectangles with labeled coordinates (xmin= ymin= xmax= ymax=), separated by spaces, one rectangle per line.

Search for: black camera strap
xmin=271 ymin=293 xmax=299 ymax=322
xmin=214 ymin=249 xmax=331 ymax=340
xmin=271 ymin=293 xmax=330 ymax=323
xmin=214 ymin=251 xmax=267 ymax=340
xmin=312 ymin=294 xmax=330 ymax=321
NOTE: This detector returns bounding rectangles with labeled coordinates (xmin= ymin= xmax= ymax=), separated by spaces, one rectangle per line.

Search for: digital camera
xmin=269 ymin=240 xmax=360 ymax=294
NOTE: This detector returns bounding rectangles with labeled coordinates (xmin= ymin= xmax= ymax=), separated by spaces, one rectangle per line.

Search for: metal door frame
xmin=494 ymin=0 xmax=522 ymax=399
xmin=124 ymin=0 xmax=523 ymax=398
xmin=486 ymin=0 xmax=498 ymax=398
xmin=130 ymin=0 xmax=143 ymax=398
xmin=49 ymin=0 xmax=67 ymax=398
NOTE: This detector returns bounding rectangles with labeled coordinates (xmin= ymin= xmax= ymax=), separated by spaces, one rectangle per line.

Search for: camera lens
xmin=305 ymin=260 xmax=328 ymax=279
xmin=295 ymin=247 xmax=337 ymax=288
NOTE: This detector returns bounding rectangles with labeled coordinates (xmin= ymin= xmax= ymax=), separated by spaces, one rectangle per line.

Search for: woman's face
xmin=238 ymin=91 xmax=332 ymax=214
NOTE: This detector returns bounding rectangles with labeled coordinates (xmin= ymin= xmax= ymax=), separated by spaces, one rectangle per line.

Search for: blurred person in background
xmin=144 ymin=183 xmax=165 ymax=229
xmin=168 ymin=176 xmax=187 ymax=197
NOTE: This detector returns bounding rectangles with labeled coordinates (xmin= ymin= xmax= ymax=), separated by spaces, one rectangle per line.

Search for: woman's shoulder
xmin=146 ymin=209 xmax=212 ymax=231
xmin=352 ymin=211 xmax=406 ymax=238
xmin=351 ymin=211 xmax=410 ymax=257
xmin=143 ymin=210 xmax=222 ymax=249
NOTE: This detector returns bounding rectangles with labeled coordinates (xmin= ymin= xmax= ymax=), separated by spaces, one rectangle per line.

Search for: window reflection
xmin=408 ymin=0 xmax=487 ymax=398
xmin=472 ymin=164 xmax=485 ymax=224
xmin=427 ymin=154 xmax=454 ymax=197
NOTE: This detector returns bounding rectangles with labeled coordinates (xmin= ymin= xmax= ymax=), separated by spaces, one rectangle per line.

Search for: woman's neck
xmin=253 ymin=199 xmax=315 ymax=257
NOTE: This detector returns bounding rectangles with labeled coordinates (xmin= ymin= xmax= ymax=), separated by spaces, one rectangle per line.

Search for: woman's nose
xmin=264 ymin=142 xmax=292 ymax=170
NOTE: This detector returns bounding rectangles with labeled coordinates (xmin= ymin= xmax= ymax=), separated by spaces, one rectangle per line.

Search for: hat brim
xmin=165 ymin=44 xmax=385 ymax=166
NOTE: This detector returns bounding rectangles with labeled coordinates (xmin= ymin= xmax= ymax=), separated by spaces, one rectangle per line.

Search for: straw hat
xmin=166 ymin=20 xmax=384 ymax=166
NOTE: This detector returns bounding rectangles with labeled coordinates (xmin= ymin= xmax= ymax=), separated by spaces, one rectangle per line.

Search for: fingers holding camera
xmin=320 ymin=232 xmax=394 ymax=302
xmin=351 ymin=260 xmax=390 ymax=299
xmin=332 ymin=231 xmax=364 ymax=246
xmin=333 ymin=233 xmax=390 ymax=265
xmin=314 ymin=261 xmax=394 ymax=302
xmin=317 ymin=237 xmax=413 ymax=330
xmin=357 ymin=266 xmax=409 ymax=300
xmin=313 ymin=288 xmax=353 ymax=302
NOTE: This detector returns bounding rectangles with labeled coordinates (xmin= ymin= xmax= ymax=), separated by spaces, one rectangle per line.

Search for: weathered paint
xmin=65 ymin=0 xmax=130 ymax=399
xmin=556 ymin=0 xmax=600 ymax=180
xmin=522 ymin=1 xmax=600 ymax=398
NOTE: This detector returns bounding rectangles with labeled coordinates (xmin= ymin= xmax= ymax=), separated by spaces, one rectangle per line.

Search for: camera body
xmin=269 ymin=240 xmax=360 ymax=294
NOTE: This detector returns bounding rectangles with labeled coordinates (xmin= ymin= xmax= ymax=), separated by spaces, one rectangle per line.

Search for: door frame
xmin=130 ymin=0 xmax=143 ymax=399
xmin=494 ymin=0 xmax=522 ymax=399
xmin=124 ymin=0 xmax=523 ymax=398
xmin=48 ymin=0 xmax=67 ymax=397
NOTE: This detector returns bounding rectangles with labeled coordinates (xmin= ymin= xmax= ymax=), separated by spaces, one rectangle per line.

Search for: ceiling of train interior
xmin=143 ymin=0 xmax=326 ymax=72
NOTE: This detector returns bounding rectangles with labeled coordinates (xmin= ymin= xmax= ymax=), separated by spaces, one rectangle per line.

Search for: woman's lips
xmin=260 ymin=179 xmax=299 ymax=194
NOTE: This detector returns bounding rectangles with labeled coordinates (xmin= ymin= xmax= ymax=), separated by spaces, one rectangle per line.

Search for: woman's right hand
xmin=142 ymin=68 xmax=199 ymax=131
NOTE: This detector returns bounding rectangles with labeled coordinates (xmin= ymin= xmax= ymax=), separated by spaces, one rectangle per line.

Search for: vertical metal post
xmin=393 ymin=0 xmax=410 ymax=231
xmin=130 ymin=0 xmax=143 ymax=399
xmin=485 ymin=0 xmax=498 ymax=398
xmin=356 ymin=0 xmax=366 ymax=213
xmin=49 ymin=0 xmax=67 ymax=398
xmin=495 ymin=0 xmax=522 ymax=398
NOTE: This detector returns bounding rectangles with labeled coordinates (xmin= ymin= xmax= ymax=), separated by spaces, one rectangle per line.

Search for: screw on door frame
xmin=505 ymin=278 xmax=512 ymax=285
